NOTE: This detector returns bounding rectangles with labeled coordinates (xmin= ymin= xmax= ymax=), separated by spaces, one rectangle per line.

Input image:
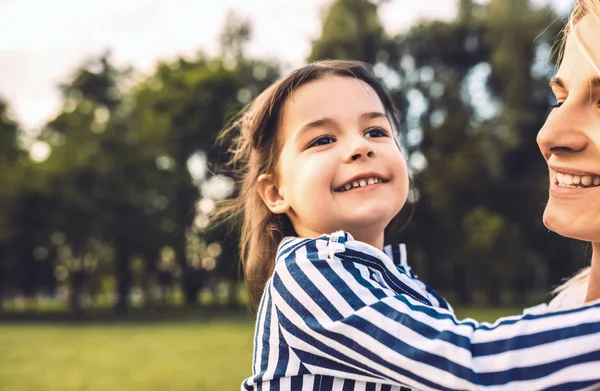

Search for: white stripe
xmin=342 ymin=244 xmax=433 ymax=305
xmin=332 ymin=377 xmax=345 ymax=391
xmin=485 ymin=361 xmax=600 ymax=391
xmin=354 ymin=381 xmax=367 ymax=391
xmin=471 ymin=305 xmax=600 ymax=344
xmin=400 ymin=244 xmax=407 ymax=267
xmin=358 ymin=305 xmax=473 ymax=369
xmin=284 ymin=345 xmax=302 ymax=377
xmin=301 ymin=375 xmax=315 ymax=391
xmin=277 ymin=249 xmax=471 ymax=389
xmin=296 ymin=245 xmax=358 ymax=316
xmin=253 ymin=286 xmax=270 ymax=376
xmin=473 ymin=331 xmax=600 ymax=372
xmin=273 ymin=278 xmax=447 ymax=390
xmin=280 ymin=376 xmax=291 ymax=390
xmin=262 ymin=297 xmax=280 ymax=381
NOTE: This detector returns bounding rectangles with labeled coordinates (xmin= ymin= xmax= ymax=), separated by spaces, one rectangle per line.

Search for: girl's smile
xmin=333 ymin=172 xmax=389 ymax=192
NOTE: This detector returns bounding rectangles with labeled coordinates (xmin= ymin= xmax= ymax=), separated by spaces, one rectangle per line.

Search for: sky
xmin=0 ymin=0 xmax=572 ymax=130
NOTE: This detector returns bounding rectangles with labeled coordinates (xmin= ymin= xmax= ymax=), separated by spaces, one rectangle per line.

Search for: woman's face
xmin=537 ymin=15 xmax=600 ymax=242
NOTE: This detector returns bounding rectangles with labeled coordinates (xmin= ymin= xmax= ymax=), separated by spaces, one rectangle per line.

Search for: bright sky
xmin=0 ymin=0 xmax=572 ymax=130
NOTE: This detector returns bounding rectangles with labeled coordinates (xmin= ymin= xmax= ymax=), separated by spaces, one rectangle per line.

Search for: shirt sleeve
xmin=270 ymin=237 xmax=600 ymax=391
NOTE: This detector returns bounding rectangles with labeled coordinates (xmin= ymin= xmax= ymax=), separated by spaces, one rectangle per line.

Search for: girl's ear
xmin=257 ymin=174 xmax=289 ymax=214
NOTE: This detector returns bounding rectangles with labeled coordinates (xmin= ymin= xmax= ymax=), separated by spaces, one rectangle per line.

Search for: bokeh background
xmin=0 ymin=0 xmax=587 ymax=389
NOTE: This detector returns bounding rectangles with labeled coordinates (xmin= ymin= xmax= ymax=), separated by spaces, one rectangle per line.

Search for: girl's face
xmin=259 ymin=75 xmax=409 ymax=247
xmin=537 ymin=15 xmax=600 ymax=242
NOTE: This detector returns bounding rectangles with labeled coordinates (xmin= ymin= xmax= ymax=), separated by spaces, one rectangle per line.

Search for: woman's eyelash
xmin=551 ymin=101 xmax=563 ymax=108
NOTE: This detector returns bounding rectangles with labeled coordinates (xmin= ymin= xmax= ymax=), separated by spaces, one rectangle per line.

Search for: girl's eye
xmin=365 ymin=127 xmax=388 ymax=138
xmin=308 ymin=135 xmax=335 ymax=148
xmin=551 ymin=101 xmax=564 ymax=109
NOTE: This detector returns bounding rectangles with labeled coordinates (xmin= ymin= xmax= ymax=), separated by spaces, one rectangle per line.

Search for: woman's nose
xmin=537 ymin=105 xmax=588 ymax=159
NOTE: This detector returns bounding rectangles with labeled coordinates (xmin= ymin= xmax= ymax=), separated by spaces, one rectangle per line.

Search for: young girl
xmin=218 ymin=59 xmax=600 ymax=390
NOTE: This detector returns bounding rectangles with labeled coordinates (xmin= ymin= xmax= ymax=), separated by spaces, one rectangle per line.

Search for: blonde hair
xmin=214 ymin=60 xmax=404 ymax=309
xmin=553 ymin=0 xmax=600 ymax=294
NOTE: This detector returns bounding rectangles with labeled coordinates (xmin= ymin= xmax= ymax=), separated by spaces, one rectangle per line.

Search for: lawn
xmin=0 ymin=308 xmax=518 ymax=391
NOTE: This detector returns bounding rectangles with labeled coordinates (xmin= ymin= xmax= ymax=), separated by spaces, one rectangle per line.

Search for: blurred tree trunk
xmin=0 ymin=246 xmax=4 ymax=312
xmin=114 ymin=237 xmax=132 ymax=313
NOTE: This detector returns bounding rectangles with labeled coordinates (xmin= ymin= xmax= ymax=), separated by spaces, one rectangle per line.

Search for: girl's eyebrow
xmin=295 ymin=112 xmax=386 ymax=141
xmin=550 ymin=76 xmax=600 ymax=89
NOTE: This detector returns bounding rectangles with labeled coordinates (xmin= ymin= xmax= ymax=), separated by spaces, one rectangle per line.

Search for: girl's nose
xmin=344 ymin=138 xmax=375 ymax=162
xmin=537 ymin=105 xmax=588 ymax=159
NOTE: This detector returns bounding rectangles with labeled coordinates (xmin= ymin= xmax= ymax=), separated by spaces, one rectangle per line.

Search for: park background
xmin=0 ymin=0 xmax=588 ymax=389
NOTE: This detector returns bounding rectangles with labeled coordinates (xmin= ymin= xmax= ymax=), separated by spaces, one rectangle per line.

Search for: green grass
xmin=0 ymin=308 xmax=519 ymax=391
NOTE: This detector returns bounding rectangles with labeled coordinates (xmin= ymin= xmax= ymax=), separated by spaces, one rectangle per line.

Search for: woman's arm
xmin=271 ymin=236 xmax=600 ymax=390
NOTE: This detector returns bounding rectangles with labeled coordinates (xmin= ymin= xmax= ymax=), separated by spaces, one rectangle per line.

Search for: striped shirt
xmin=241 ymin=231 xmax=600 ymax=390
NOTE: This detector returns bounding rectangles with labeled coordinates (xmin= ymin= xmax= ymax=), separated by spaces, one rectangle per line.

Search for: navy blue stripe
xmin=474 ymin=305 xmax=600 ymax=332
xmin=478 ymin=350 xmax=600 ymax=386
xmin=312 ymin=375 xmax=321 ymax=391
xmin=340 ymin=260 xmax=389 ymax=301
xmin=425 ymin=285 xmax=450 ymax=310
xmin=287 ymin=251 xmax=343 ymax=320
xmin=278 ymin=238 xmax=312 ymax=262
xmin=273 ymin=274 xmax=455 ymax=390
xmin=381 ymin=385 xmax=392 ymax=391
xmin=391 ymin=245 xmax=402 ymax=266
xmin=253 ymin=290 xmax=273 ymax=384
xmin=342 ymin=379 xmax=355 ymax=391
xmin=290 ymin=345 xmax=382 ymax=380
xmin=542 ymin=379 xmax=600 ymax=391
xmin=242 ymin=379 xmax=253 ymax=390
xmin=291 ymin=374 xmax=304 ymax=389
xmin=343 ymin=301 xmax=474 ymax=382
xmin=345 ymin=248 xmax=432 ymax=306
xmin=319 ymin=375 xmax=334 ymax=389
xmin=252 ymin=286 xmax=268 ymax=373
xmin=473 ymin=321 xmax=600 ymax=357
xmin=302 ymin=240 xmax=367 ymax=310
xmin=365 ymin=382 xmax=376 ymax=391
xmin=372 ymin=301 xmax=471 ymax=350
xmin=270 ymin=378 xmax=280 ymax=391
xmin=273 ymin=324 xmax=290 ymax=378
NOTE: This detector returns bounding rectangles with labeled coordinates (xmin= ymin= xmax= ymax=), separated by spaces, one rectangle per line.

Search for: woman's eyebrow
xmin=549 ymin=76 xmax=600 ymax=88
xmin=549 ymin=76 xmax=566 ymax=88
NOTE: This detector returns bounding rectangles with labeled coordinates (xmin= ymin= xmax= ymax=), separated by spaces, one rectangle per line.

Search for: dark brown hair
xmin=215 ymin=60 xmax=404 ymax=309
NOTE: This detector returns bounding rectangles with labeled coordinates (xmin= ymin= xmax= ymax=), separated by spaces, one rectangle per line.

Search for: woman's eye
xmin=551 ymin=101 xmax=564 ymax=109
xmin=365 ymin=127 xmax=388 ymax=138
xmin=308 ymin=135 xmax=335 ymax=148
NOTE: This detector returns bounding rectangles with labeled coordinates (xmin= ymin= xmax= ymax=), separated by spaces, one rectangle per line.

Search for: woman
xmin=538 ymin=0 xmax=600 ymax=307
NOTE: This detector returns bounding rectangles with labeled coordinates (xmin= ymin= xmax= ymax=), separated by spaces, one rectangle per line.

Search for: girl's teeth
xmin=595 ymin=177 xmax=600 ymax=186
xmin=572 ymin=175 xmax=581 ymax=185
xmin=339 ymin=177 xmax=383 ymax=191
